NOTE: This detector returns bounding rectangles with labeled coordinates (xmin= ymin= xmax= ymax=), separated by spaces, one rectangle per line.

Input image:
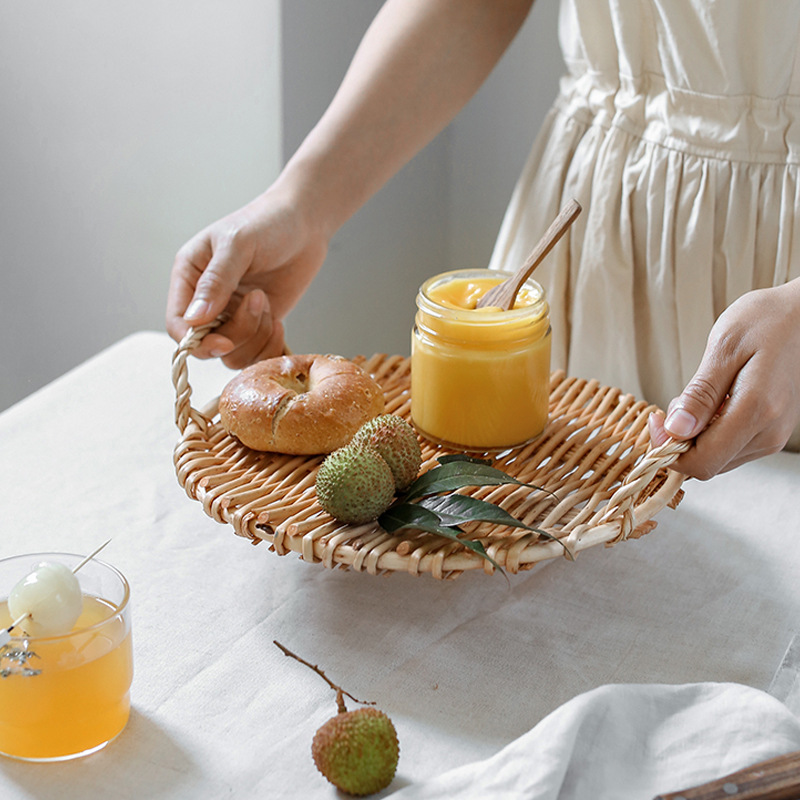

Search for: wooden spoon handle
xmin=653 ymin=749 xmax=800 ymax=800
xmin=477 ymin=197 xmax=582 ymax=310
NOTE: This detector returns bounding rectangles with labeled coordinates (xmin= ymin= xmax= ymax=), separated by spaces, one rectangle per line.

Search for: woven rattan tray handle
xmin=585 ymin=436 xmax=691 ymax=541
xmin=171 ymin=318 xmax=227 ymax=435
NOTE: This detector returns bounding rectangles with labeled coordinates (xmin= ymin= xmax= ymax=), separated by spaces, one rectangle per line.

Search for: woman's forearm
xmin=277 ymin=0 xmax=536 ymax=236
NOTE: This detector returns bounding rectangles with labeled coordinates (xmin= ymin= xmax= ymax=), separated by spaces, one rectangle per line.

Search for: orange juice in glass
xmin=0 ymin=552 xmax=133 ymax=761
xmin=411 ymin=268 xmax=551 ymax=450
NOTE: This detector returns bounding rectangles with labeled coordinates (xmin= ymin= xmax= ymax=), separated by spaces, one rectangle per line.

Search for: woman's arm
xmin=283 ymin=0 xmax=536 ymax=235
xmin=166 ymin=0 xmax=536 ymax=363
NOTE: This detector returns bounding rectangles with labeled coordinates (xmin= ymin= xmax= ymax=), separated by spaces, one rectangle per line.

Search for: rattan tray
xmin=172 ymin=322 xmax=689 ymax=580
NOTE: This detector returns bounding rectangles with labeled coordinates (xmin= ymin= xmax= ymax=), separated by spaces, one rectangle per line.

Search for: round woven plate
xmin=172 ymin=322 xmax=689 ymax=580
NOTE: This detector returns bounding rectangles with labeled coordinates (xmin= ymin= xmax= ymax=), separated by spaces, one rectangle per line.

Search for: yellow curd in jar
xmin=411 ymin=269 xmax=551 ymax=449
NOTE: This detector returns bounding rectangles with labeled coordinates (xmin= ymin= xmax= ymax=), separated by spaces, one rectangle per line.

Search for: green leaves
xmin=379 ymin=502 xmax=496 ymax=566
xmin=377 ymin=455 xmax=570 ymax=574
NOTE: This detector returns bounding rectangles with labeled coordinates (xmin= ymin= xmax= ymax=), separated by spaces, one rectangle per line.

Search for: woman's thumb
xmin=664 ymin=369 xmax=729 ymax=441
xmin=183 ymin=256 xmax=241 ymax=325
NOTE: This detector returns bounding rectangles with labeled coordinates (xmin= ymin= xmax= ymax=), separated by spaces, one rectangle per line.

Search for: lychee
xmin=351 ymin=415 xmax=422 ymax=492
xmin=311 ymin=707 xmax=400 ymax=796
xmin=315 ymin=444 xmax=396 ymax=524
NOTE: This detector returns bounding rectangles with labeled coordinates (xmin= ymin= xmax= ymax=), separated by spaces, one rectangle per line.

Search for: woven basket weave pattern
xmin=172 ymin=322 xmax=688 ymax=580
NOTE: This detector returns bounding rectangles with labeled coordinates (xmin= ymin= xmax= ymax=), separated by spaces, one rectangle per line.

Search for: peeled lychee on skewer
xmin=5 ymin=541 xmax=111 ymax=640
xmin=8 ymin=561 xmax=83 ymax=637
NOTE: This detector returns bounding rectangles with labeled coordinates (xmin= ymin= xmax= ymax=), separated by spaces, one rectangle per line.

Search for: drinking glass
xmin=0 ymin=552 xmax=133 ymax=761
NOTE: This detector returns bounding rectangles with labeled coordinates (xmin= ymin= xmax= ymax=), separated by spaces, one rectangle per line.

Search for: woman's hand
xmin=649 ymin=278 xmax=800 ymax=479
xmin=165 ymin=184 xmax=329 ymax=368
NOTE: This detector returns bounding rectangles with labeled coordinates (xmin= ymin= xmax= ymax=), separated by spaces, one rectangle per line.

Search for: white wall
xmin=447 ymin=0 xmax=563 ymax=271
xmin=0 ymin=1 xmax=282 ymax=410
xmin=1 ymin=0 xmax=563 ymax=411
xmin=281 ymin=1 xmax=449 ymax=362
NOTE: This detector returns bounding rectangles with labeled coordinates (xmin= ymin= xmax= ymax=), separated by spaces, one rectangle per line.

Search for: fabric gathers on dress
xmin=489 ymin=0 xmax=800 ymax=449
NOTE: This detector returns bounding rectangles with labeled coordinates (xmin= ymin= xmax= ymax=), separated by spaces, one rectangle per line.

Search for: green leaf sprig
xmin=378 ymin=454 xmax=572 ymax=575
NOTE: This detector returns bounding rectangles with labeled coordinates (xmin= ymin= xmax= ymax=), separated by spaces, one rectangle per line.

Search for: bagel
xmin=219 ymin=354 xmax=385 ymax=454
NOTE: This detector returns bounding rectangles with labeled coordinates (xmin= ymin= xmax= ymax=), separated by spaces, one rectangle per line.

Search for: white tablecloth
xmin=2 ymin=332 xmax=800 ymax=799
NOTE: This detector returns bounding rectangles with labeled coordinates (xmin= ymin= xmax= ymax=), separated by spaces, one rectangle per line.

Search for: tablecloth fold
xmin=390 ymin=682 xmax=800 ymax=800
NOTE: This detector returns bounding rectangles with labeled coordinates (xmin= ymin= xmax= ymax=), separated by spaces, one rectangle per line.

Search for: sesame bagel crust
xmin=219 ymin=354 xmax=385 ymax=454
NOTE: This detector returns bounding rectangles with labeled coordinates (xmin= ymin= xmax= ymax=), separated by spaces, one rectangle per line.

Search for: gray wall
xmin=282 ymin=0 xmax=564 ymax=359
xmin=1 ymin=0 xmax=563 ymax=411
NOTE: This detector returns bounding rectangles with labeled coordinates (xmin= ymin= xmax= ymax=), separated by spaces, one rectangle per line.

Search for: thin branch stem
xmin=273 ymin=640 xmax=375 ymax=713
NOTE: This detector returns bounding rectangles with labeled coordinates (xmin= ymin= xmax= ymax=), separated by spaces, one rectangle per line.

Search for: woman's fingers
xmin=651 ymin=282 xmax=800 ymax=479
xmin=216 ymin=289 xmax=286 ymax=368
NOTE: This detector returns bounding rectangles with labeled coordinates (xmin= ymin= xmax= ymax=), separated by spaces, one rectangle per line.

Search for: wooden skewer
xmin=1 ymin=614 xmax=28 ymax=645
xmin=71 ymin=538 xmax=112 ymax=574
xmin=1 ymin=540 xmax=114 ymax=644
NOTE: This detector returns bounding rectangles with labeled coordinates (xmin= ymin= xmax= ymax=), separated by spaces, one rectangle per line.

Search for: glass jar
xmin=411 ymin=268 xmax=551 ymax=450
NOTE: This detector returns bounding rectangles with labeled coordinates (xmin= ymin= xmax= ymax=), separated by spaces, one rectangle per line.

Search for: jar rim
xmin=417 ymin=268 xmax=548 ymax=323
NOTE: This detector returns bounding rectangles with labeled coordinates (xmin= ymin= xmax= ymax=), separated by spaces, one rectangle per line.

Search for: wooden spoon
xmin=476 ymin=198 xmax=582 ymax=310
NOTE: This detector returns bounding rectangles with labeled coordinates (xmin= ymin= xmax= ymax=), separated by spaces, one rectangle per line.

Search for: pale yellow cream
xmin=425 ymin=276 xmax=538 ymax=312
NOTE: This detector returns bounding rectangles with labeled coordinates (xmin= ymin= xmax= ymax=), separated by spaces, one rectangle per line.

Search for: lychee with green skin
xmin=351 ymin=415 xmax=422 ymax=492
xmin=315 ymin=444 xmax=396 ymax=524
xmin=312 ymin=707 xmax=400 ymax=796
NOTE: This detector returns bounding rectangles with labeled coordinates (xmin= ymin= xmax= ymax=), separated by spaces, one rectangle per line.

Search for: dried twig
xmin=273 ymin=640 xmax=375 ymax=714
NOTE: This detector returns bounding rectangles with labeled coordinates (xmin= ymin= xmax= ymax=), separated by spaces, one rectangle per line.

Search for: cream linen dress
xmin=489 ymin=0 xmax=800 ymax=448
